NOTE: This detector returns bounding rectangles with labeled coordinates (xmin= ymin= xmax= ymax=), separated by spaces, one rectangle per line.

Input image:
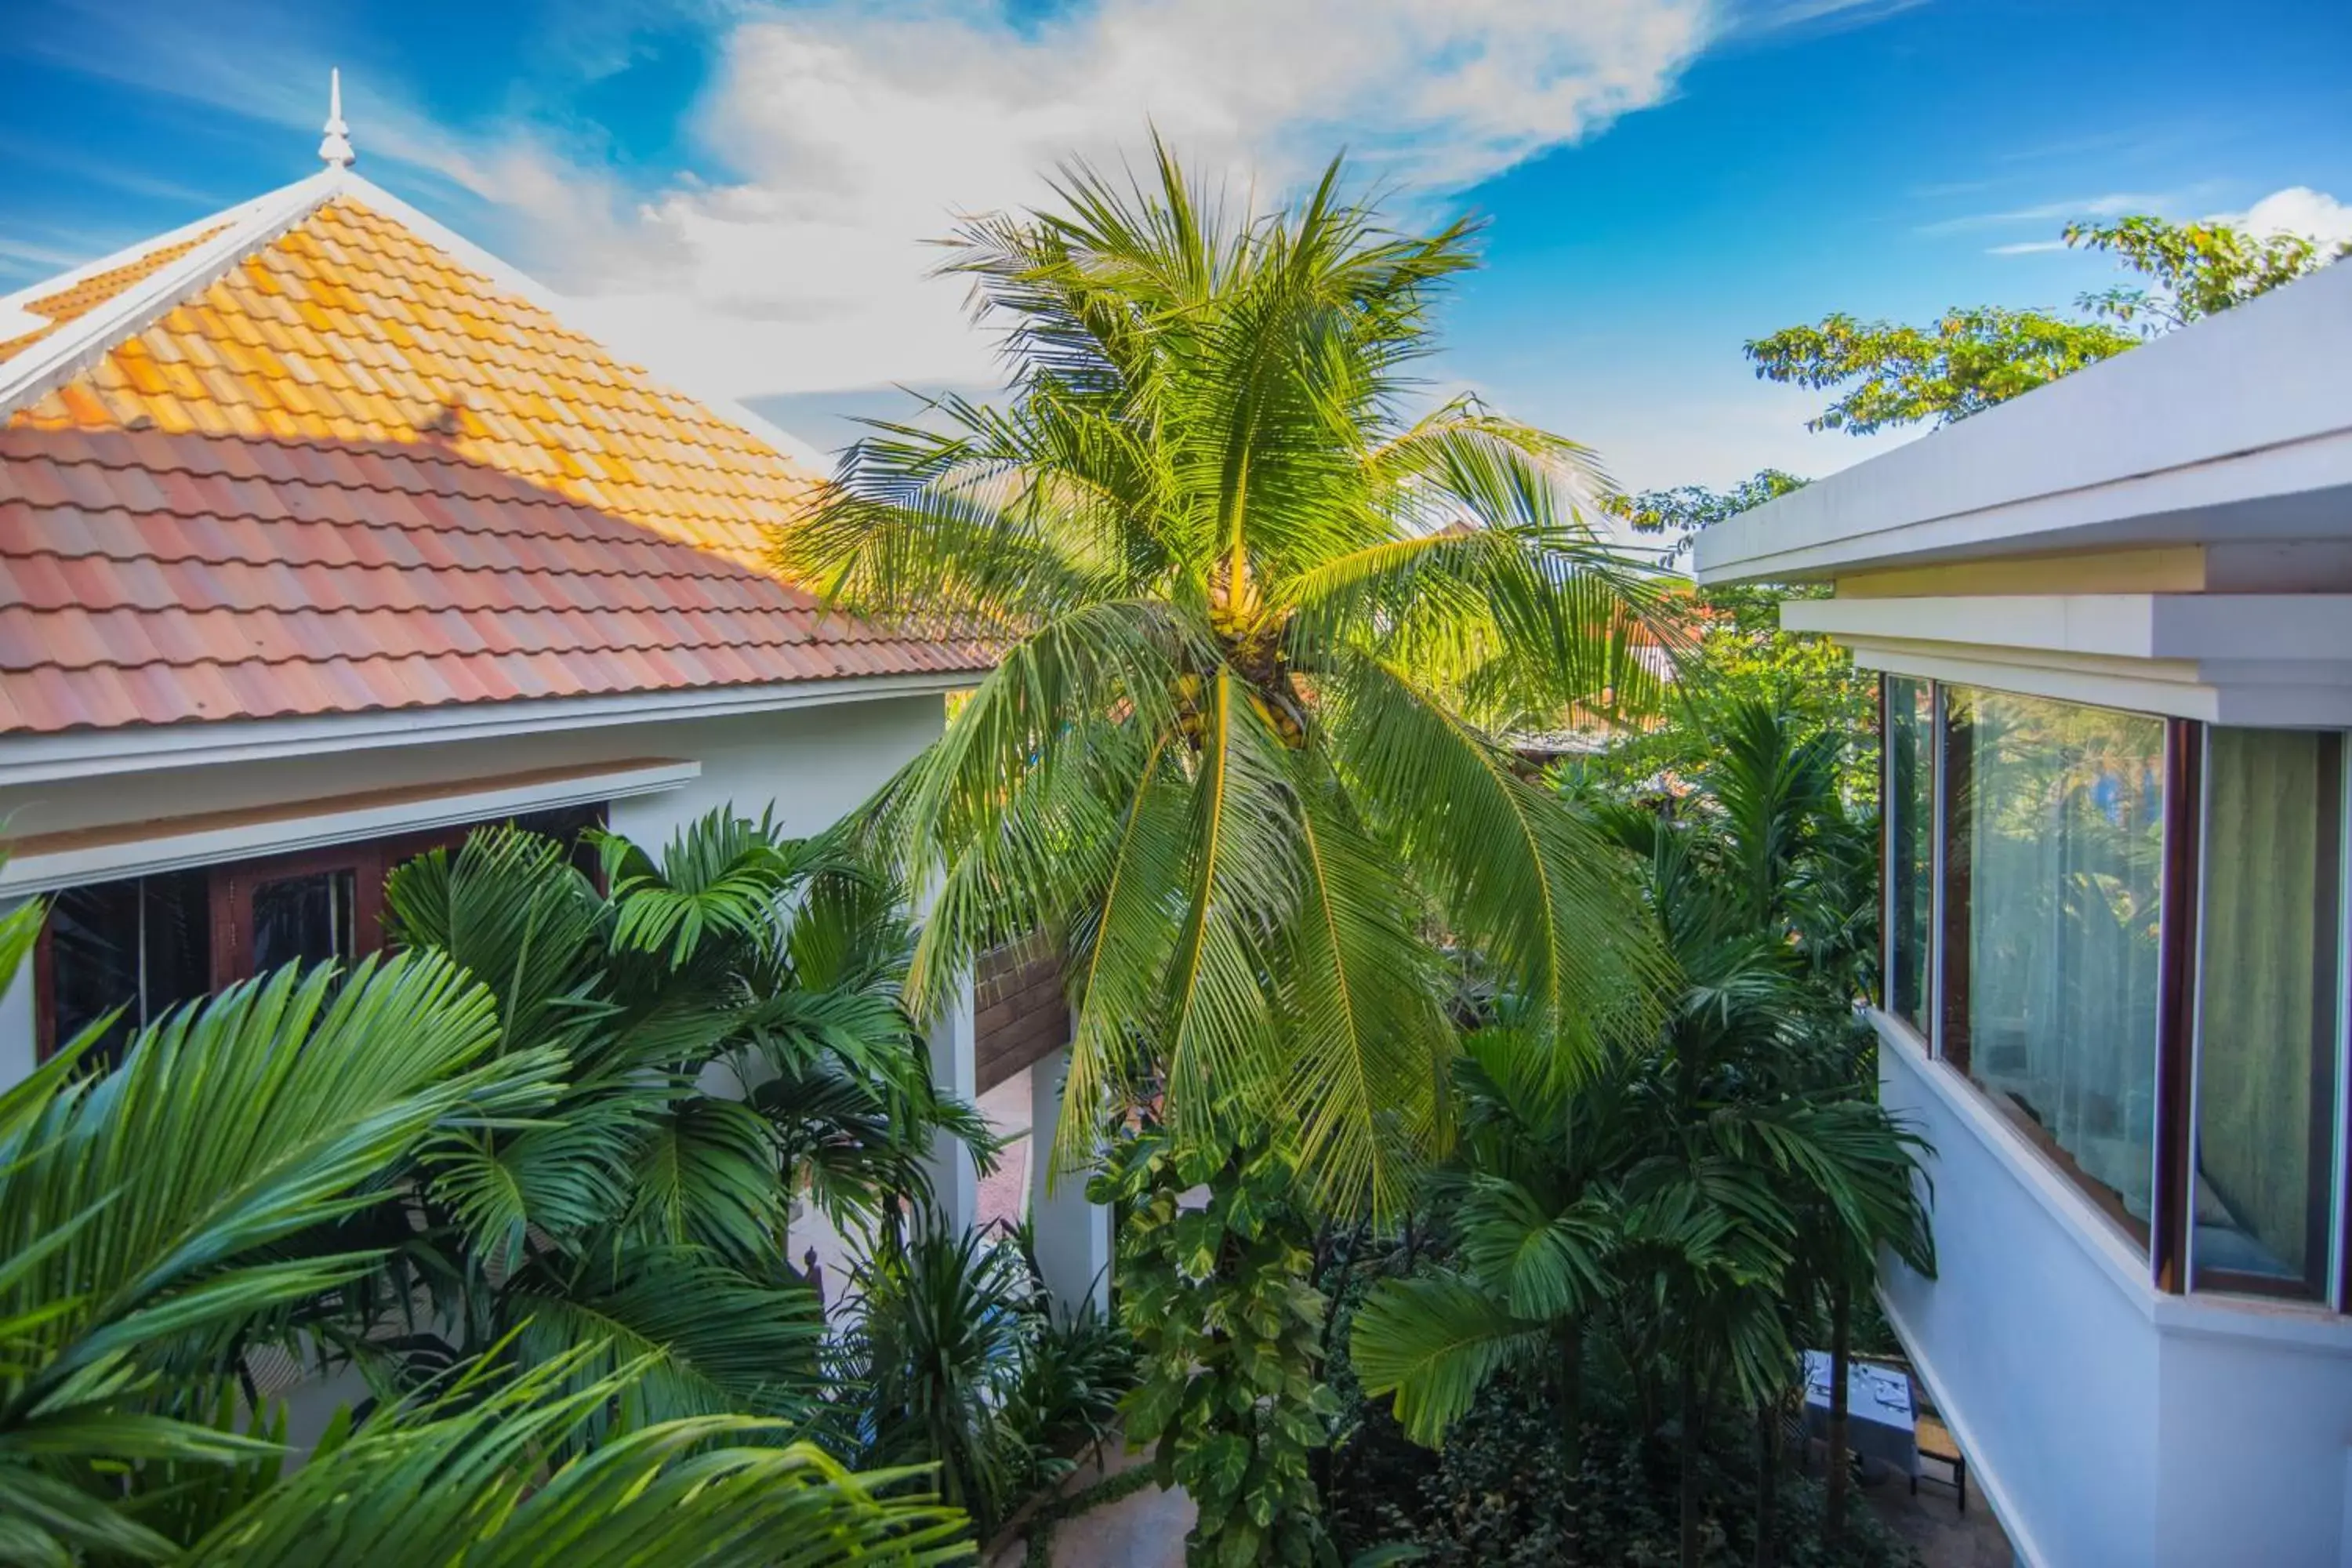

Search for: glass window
xmin=1886 ymin=677 xmax=1935 ymax=1035
xmin=1942 ymin=688 xmax=2167 ymax=1242
xmin=2193 ymin=729 xmax=2343 ymax=1298
xmin=46 ymin=869 xmax=212 ymax=1065
xmin=250 ymin=869 xmax=358 ymax=974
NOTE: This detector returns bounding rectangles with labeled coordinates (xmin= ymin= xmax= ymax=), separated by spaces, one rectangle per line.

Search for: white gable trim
xmin=0 ymin=172 xmax=341 ymax=420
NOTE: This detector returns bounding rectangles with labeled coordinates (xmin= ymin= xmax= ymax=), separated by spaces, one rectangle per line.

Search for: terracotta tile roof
xmin=0 ymin=187 xmax=989 ymax=735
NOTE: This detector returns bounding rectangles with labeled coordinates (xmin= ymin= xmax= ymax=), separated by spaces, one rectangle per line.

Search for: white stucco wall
xmin=1878 ymin=1017 xmax=2352 ymax=1568
xmin=0 ymin=694 xmax=950 ymax=1086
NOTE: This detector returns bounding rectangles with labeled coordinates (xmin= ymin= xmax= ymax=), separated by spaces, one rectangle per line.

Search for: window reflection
xmin=250 ymin=869 xmax=357 ymax=975
xmin=1886 ymin=677 xmax=1934 ymax=1033
xmin=1943 ymin=688 xmax=2166 ymax=1240
xmin=47 ymin=869 xmax=212 ymax=1066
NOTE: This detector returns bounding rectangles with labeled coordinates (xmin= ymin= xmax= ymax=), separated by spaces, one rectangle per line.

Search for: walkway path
xmin=985 ymin=1444 xmax=1191 ymax=1568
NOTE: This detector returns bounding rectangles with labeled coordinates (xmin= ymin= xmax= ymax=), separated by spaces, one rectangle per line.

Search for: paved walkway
xmin=986 ymin=1445 xmax=1191 ymax=1568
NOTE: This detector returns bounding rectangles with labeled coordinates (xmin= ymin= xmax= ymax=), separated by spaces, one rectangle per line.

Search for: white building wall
xmin=1879 ymin=1018 xmax=2352 ymax=1568
xmin=0 ymin=694 xmax=951 ymax=1086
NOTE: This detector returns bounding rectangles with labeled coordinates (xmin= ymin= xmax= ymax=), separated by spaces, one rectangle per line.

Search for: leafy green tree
xmin=1096 ymin=1122 xmax=1335 ymax=1567
xmin=1582 ymin=471 xmax=1874 ymax=809
xmin=2067 ymin=214 xmax=2352 ymax=333
xmin=776 ymin=143 xmax=1671 ymax=1214
xmin=1747 ymin=212 xmax=2346 ymax=433
xmin=1348 ymin=1022 xmax=1635 ymax=1564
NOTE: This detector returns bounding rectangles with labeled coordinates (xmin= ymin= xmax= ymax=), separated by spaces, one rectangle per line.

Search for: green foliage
xmin=1326 ymin=1368 xmax=1918 ymax=1568
xmin=1352 ymin=697 xmax=1932 ymax=1567
xmin=839 ymin=1221 xmax=1140 ymax=1543
xmin=1606 ymin=468 xmax=1806 ymax=562
xmin=842 ymin=1225 xmax=1031 ymax=1536
xmin=176 ymin=1352 xmax=971 ymax=1566
xmin=0 ymin=843 xmax=975 ymax=1563
xmin=999 ymin=1286 xmax=1138 ymax=1494
xmin=2067 ymin=213 xmax=2351 ymax=333
xmin=1743 ymin=307 xmax=2135 ymax=434
xmin=1581 ymin=471 xmax=1875 ymax=808
xmin=779 ymin=141 xmax=1674 ymax=1214
xmin=1094 ymin=1123 xmax=1338 ymax=1566
xmin=1746 ymin=209 xmax=2344 ymax=434
xmin=350 ymin=810 xmax=990 ymax=1431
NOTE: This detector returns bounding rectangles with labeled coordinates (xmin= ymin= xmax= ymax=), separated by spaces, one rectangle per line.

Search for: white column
xmin=1028 ymin=1045 xmax=1113 ymax=1317
xmin=923 ymin=978 xmax=978 ymax=1234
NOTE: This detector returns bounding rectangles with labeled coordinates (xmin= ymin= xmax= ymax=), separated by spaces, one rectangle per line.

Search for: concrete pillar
xmin=923 ymin=978 xmax=978 ymax=1234
xmin=1028 ymin=1046 xmax=1113 ymax=1317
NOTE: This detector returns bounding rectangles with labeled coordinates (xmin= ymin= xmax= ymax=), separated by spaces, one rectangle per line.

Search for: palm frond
xmin=1349 ymin=1273 xmax=1545 ymax=1447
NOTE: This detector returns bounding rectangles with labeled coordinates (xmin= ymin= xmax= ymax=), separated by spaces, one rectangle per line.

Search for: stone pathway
xmin=985 ymin=1444 xmax=1191 ymax=1568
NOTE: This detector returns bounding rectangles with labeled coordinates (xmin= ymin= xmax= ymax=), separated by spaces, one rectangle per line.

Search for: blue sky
xmin=4 ymin=0 xmax=2347 ymax=490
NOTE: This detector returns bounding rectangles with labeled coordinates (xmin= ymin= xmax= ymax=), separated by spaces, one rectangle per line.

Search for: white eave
xmin=1692 ymin=260 xmax=2352 ymax=585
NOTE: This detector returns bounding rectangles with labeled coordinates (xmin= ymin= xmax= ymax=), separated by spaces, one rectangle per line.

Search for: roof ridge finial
xmin=318 ymin=67 xmax=355 ymax=169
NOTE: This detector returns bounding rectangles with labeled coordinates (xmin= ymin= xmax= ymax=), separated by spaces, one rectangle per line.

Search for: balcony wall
xmin=1877 ymin=1015 xmax=2352 ymax=1568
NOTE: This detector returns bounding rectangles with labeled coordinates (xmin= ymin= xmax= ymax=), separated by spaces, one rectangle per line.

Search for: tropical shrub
xmin=1348 ymin=698 xmax=1934 ymax=1568
xmin=0 ymin=873 xmax=972 ymax=1563
xmin=998 ymin=1287 xmax=1137 ymax=1494
xmin=840 ymin=1223 xmax=1031 ymax=1536
xmin=1095 ymin=1122 xmax=1335 ymax=1566
xmin=327 ymin=811 xmax=989 ymax=1422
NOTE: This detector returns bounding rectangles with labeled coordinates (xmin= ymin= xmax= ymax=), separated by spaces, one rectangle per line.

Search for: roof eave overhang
xmin=0 ymin=668 xmax=989 ymax=789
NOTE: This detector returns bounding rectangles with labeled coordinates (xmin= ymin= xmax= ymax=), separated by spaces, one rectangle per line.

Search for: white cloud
xmin=1986 ymin=239 xmax=2068 ymax=256
xmin=556 ymin=0 xmax=1741 ymax=397
xmin=2220 ymin=186 xmax=2352 ymax=246
xmin=32 ymin=0 xmax=1914 ymax=421
xmin=1919 ymin=191 xmax=2173 ymax=235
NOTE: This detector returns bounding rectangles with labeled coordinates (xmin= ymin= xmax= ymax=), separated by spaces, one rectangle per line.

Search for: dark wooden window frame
xmin=209 ymin=842 xmax=389 ymax=990
xmin=2151 ymin=717 xmax=2202 ymax=1294
xmin=34 ymin=804 xmax=608 ymax=1060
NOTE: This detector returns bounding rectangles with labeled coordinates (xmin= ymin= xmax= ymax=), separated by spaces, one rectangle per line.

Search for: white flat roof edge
xmin=1695 ymin=261 xmax=2352 ymax=583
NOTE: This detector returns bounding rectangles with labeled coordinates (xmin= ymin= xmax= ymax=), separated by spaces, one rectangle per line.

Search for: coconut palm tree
xmin=777 ymin=143 xmax=1675 ymax=1212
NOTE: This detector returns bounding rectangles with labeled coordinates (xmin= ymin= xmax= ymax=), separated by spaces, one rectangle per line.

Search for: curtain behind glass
xmin=2194 ymin=729 xmax=2341 ymax=1293
xmin=1956 ymin=689 xmax=2166 ymax=1229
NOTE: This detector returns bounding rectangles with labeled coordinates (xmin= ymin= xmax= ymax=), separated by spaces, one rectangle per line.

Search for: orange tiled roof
xmin=0 ymin=186 xmax=989 ymax=735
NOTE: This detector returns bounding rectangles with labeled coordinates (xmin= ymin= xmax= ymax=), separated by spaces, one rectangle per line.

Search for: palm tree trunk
xmin=1754 ymin=1399 xmax=1778 ymax=1568
xmin=1679 ymin=1355 xmax=1702 ymax=1568
xmin=1558 ymin=1317 xmax=1584 ymax=1565
xmin=1825 ymin=1283 xmax=1852 ymax=1545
